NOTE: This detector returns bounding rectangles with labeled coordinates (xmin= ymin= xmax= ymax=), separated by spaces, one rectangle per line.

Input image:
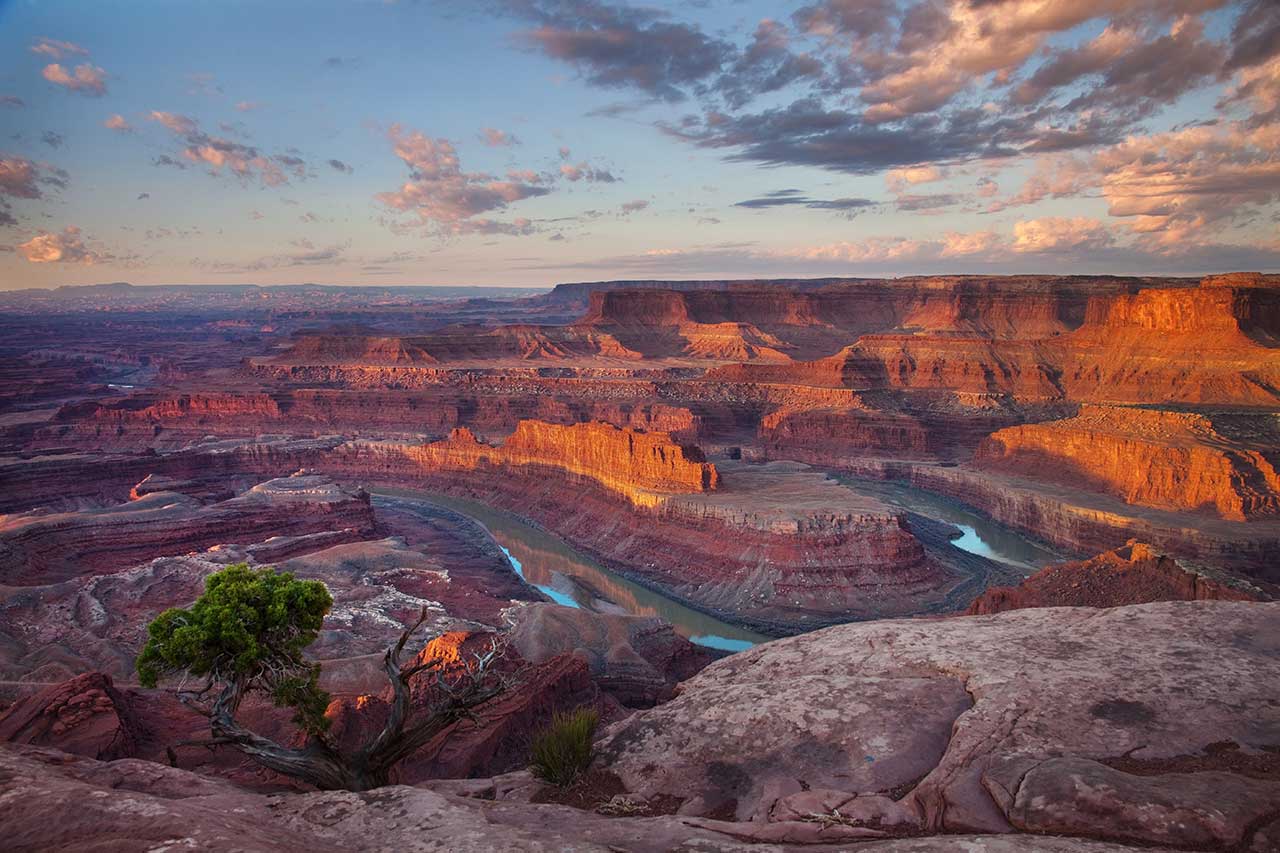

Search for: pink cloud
xmin=17 ymin=226 xmax=114 ymax=264
xmin=30 ymin=38 xmax=88 ymax=60
xmin=42 ymin=63 xmax=107 ymax=97
xmin=104 ymin=114 xmax=132 ymax=132
xmin=480 ymin=127 xmax=519 ymax=147
xmin=1012 ymin=217 xmax=1114 ymax=253
xmin=374 ymin=124 xmax=550 ymax=235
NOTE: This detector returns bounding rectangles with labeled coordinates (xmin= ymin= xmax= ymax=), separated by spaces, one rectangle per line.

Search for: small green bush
xmin=530 ymin=707 xmax=599 ymax=787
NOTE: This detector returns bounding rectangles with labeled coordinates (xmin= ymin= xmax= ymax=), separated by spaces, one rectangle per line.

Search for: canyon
xmin=1 ymin=273 xmax=1277 ymax=851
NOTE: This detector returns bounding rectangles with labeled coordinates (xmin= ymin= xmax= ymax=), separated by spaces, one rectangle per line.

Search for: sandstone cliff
xmin=976 ymin=405 xmax=1280 ymax=520
xmin=377 ymin=420 xmax=719 ymax=502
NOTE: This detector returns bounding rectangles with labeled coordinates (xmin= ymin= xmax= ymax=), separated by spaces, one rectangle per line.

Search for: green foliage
xmin=135 ymin=563 xmax=334 ymax=734
xmin=529 ymin=707 xmax=599 ymax=787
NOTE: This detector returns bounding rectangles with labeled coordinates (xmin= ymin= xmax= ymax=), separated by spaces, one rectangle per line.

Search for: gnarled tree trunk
xmin=189 ymin=608 xmax=508 ymax=791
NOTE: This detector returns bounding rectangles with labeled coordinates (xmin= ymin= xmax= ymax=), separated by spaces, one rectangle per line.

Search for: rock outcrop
xmin=0 ymin=474 xmax=376 ymax=585
xmin=966 ymin=541 xmax=1261 ymax=613
xmin=0 ymin=672 xmax=140 ymax=759
xmin=1 ymin=742 xmax=1168 ymax=852
xmin=399 ymin=420 xmax=720 ymax=500
xmin=597 ymin=600 xmax=1280 ymax=850
xmin=976 ymin=405 xmax=1280 ymax=519
xmin=506 ymin=604 xmax=714 ymax=707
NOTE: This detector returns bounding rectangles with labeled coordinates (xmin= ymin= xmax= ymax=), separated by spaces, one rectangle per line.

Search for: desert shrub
xmin=530 ymin=706 xmax=600 ymax=786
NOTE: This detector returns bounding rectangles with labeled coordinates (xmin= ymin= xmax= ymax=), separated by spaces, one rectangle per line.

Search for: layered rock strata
xmin=324 ymin=436 xmax=954 ymax=633
xmin=395 ymin=420 xmax=720 ymax=502
xmin=0 ymin=474 xmax=376 ymax=585
xmin=966 ymin=541 xmax=1260 ymax=613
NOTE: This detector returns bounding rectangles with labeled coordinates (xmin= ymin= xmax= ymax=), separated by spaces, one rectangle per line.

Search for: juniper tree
xmin=137 ymin=563 xmax=510 ymax=791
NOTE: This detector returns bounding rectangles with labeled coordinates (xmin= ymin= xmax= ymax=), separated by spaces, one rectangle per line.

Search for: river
xmin=375 ymin=490 xmax=767 ymax=652
xmin=372 ymin=478 xmax=1062 ymax=654
xmin=836 ymin=476 xmax=1065 ymax=573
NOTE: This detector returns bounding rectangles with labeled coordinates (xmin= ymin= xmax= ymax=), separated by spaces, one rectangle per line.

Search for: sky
xmin=0 ymin=0 xmax=1277 ymax=289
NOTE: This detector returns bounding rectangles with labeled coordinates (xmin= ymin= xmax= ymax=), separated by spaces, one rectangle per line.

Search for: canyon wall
xmin=384 ymin=420 xmax=719 ymax=502
xmin=322 ymin=437 xmax=953 ymax=633
xmin=0 ymin=474 xmax=375 ymax=585
xmin=976 ymin=405 xmax=1280 ymax=520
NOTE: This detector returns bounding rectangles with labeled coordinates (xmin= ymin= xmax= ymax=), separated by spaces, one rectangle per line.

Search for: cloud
xmin=42 ymin=63 xmax=108 ymax=97
xmin=1094 ymin=120 xmax=1280 ymax=244
xmin=374 ymin=123 xmax=550 ymax=235
xmin=661 ymin=98 xmax=1030 ymax=175
xmin=149 ymin=111 xmax=199 ymax=135
xmin=620 ymin=199 xmax=648 ymax=214
xmin=480 ymin=127 xmax=519 ymax=147
xmin=559 ymin=161 xmax=617 ymax=182
xmin=104 ymin=114 xmax=133 ymax=132
xmin=734 ymin=188 xmax=877 ymax=216
xmin=148 ymin=111 xmax=305 ymax=187
xmin=31 ymin=38 xmax=89 ymax=60
xmin=327 ymin=159 xmax=354 ymax=174
xmin=894 ymin=192 xmax=961 ymax=212
xmin=0 ymin=96 xmax=24 ymax=109
xmin=886 ymin=165 xmax=947 ymax=192
xmin=235 ymin=101 xmax=262 ymax=112
xmin=0 ymin=156 xmax=66 ymax=200
xmin=40 ymin=131 xmax=64 ymax=149
xmin=505 ymin=0 xmax=735 ymax=101
xmin=1011 ymin=217 xmax=1115 ymax=253
xmin=17 ymin=226 xmax=116 ymax=264
xmin=196 ymin=241 xmax=351 ymax=273
xmin=137 ymin=192 xmax=150 ymax=200
xmin=719 ymin=19 xmax=826 ymax=108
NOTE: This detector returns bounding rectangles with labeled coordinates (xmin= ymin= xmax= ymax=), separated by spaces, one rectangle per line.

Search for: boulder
xmin=0 ymin=672 xmax=139 ymax=760
xmin=596 ymin=600 xmax=1280 ymax=850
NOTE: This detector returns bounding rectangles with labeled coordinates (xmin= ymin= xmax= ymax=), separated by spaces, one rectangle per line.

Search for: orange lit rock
xmin=976 ymin=405 xmax=1280 ymax=520
xmin=400 ymin=419 xmax=719 ymax=500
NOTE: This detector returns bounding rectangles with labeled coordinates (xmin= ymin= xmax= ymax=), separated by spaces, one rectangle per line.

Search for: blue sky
xmin=0 ymin=0 xmax=1277 ymax=288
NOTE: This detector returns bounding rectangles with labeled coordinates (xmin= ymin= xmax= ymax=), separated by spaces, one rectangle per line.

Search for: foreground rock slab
xmin=1 ymin=744 xmax=1183 ymax=852
xmin=597 ymin=600 xmax=1280 ymax=850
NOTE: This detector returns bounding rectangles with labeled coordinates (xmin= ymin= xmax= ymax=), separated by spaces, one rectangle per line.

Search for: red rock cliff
xmin=975 ymin=405 xmax=1280 ymax=520
xmin=401 ymin=420 xmax=718 ymax=500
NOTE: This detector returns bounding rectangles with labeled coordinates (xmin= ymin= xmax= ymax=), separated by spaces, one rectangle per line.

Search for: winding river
xmin=379 ymin=490 xmax=767 ymax=652
xmin=374 ymin=477 xmax=1063 ymax=653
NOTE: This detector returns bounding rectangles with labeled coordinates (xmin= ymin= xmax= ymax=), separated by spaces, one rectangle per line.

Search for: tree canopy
xmin=136 ymin=563 xmax=334 ymax=734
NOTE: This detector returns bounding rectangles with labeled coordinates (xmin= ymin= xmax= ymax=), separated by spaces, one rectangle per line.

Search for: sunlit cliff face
xmin=401 ymin=421 xmax=721 ymax=504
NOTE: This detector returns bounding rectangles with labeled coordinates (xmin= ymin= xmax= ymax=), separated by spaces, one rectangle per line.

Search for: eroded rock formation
xmin=966 ymin=541 xmax=1260 ymax=613
xmin=0 ymin=474 xmax=376 ymax=585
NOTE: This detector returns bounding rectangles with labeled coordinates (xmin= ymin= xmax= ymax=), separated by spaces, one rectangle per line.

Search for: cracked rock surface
xmin=597 ymin=600 xmax=1280 ymax=848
